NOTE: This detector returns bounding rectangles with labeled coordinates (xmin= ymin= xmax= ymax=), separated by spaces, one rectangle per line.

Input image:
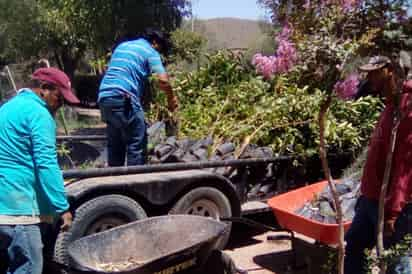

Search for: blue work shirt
xmin=98 ymin=38 xmax=166 ymax=108
xmin=0 ymin=89 xmax=69 ymax=216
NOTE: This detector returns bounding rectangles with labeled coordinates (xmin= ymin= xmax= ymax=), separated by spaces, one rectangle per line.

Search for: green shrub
xmin=148 ymin=50 xmax=383 ymax=157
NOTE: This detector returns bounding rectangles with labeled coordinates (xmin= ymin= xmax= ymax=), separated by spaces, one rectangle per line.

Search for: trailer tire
xmin=53 ymin=195 xmax=147 ymax=269
xmin=169 ymin=187 xmax=232 ymax=249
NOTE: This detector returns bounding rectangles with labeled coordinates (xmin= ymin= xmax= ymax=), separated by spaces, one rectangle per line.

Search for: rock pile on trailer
xmin=146 ymin=121 xmax=279 ymax=198
xmin=58 ymin=121 xmax=281 ymax=199
xmin=147 ymin=121 xmax=274 ymax=171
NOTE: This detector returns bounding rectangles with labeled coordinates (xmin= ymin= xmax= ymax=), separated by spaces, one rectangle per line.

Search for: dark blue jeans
xmin=345 ymin=196 xmax=412 ymax=274
xmin=99 ymin=96 xmax=147 ymax=166
xmin=0 ymin=225 xmax=43 ymax=274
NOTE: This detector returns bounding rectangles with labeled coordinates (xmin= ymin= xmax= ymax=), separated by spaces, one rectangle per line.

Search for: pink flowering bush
xmin=252 ymin=24 xmax=297 ymax=78
xmin=334 ymin=74 xmax=360 ymax=100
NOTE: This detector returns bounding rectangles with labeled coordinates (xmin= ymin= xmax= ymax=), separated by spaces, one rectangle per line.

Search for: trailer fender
xmin=65 ymin=170 xmax=241 ymax=216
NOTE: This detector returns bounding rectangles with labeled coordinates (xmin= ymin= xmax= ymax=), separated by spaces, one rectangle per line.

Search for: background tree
xmin=0 ymin=0 xmax=190 ymax=77
xmin=0 ymin=0 xmax=46 ymax=65
xmin=168 ymin=28 xmax=207 ymax=70
xmin=245 ymin=19 xmax=278 ymax=62
xmin=254 ymin=0 xmax=411 ymax=273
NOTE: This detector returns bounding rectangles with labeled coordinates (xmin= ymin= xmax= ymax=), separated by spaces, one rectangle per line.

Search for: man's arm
xmin=383 ymin=94 xmax=412 ymax=235
xmin=157 ymin=73 xmax=178 ymax=112
xmin=383 ymin=143 xmax=409 ymax=235
xmin=147 ymin=51 xmax=178 ymax=112
xmin=29 ymin=110 xmax=70 ymax=215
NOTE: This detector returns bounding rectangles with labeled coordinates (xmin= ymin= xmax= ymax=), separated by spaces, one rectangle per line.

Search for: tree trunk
xmin=60 ymin=50 xmax=78 ymax=80
xmin=54 ymin=50 xmax=63 ymax=71
xmin=318 ymin=95 xmax=345 ymax=274
xmin=376 ymin=113 xmax=399 ymax=274
xmin=377 ymin=100 xmax=402 ymax=274
xmin=377 ymin=68 xmax=405 ymax=274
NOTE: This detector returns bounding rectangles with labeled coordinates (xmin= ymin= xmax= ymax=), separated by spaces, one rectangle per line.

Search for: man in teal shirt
xmin=0 ymin=67 xmax=79 ymax=274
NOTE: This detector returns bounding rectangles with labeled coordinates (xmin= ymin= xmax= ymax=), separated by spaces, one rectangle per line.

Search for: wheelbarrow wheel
xmin=53 ymin=194 xmax=147 ymax=272
xmin=169 ymin=187 xmax=232 ymax=249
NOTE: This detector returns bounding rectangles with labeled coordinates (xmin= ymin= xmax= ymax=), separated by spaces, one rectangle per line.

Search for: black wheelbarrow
xmin=60 ymin=215 xmax=235 ymax=274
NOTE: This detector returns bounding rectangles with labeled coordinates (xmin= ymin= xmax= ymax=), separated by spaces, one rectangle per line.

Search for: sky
xmin=192 ymin=1 xmax=412 ymax=20
xmin=192 ymin=0 xmax=265 ymax=20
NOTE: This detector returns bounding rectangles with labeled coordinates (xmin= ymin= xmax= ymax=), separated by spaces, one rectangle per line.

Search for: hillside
xmin=193 ymin=17 xmax=266 ymax=50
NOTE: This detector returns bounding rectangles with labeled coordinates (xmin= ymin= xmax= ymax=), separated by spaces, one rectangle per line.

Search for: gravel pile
xmin=295 ymin=178 xmax=361 ymax=223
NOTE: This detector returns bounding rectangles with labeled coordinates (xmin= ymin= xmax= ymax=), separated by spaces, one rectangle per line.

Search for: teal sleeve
xmin=148 ymin=52 xmax=166 ymax=74
xmin=30 ymin=110 xmax=69 ymax=214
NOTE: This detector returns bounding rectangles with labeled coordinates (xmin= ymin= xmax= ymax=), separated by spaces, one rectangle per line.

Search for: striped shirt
xmin=98 ymin=38 xmax=166 ymax=106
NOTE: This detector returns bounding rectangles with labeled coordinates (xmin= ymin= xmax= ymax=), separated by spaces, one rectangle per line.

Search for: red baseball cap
xmin=31 ymin=67 xmax=80 ymax=105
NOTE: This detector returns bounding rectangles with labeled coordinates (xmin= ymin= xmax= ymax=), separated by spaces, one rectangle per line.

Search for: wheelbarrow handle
xmin=220 ymin=217 xmax=286 ymax=232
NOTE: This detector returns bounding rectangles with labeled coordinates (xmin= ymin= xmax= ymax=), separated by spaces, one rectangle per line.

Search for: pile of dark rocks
xmin=295 ymin=178 xmax=360 ymax=223
xmin=58 ymin=121 xmax=280 ymax=199
xmin=147 ymin=121 xmax=274 ymax=170
xmin=147 ymin=122 xmax=278 ymax=198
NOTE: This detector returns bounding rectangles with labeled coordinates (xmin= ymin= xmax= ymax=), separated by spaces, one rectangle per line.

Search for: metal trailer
xmin=47 ymin=135 xmax=294 ymax=271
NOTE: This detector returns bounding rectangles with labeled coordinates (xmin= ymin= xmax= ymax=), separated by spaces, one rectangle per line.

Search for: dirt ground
xmin=224 ymin=213 xmax=335 ymax=274
xmin=225 ymin=230 xmax=291 ymax=274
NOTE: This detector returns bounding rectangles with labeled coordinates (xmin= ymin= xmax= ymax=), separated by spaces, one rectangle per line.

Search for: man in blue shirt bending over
xmin=0 ymin=67 xmax=77 ymax=274
xmin=98 ymin=30 xmax=178 ymax=166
